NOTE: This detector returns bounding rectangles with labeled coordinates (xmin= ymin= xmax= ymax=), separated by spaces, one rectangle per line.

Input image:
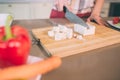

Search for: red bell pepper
xmin=0 ymin=16 xmax=31 ymax=68
xmin=113 ymin=17 xmax=120 ymax=24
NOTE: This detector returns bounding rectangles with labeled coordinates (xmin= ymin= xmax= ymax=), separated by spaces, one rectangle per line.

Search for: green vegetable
xmin=115 ymin=23 xmax=120 ymax=27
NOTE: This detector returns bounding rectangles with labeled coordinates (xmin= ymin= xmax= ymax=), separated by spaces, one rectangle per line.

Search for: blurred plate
xmin=27 ymin=55 xmax=43 ymax=80
xmin=107 ymin=20 xmax=120 ymax=29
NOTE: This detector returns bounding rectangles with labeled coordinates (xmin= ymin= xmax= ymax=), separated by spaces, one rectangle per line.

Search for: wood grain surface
xmin=32 ymin=20 xmax=120 ymax=57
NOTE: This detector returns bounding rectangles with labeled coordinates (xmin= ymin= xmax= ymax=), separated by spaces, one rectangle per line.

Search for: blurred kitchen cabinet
xmin=0 ymin=3 xmax=30 ymax=20
xmin=0 ymin=3 xmax=52 ymax=19
xmin=30 ymin=3 xmax=52 ymax=19
xmin=0 ymin=4 xmax=11 ymax=13
xmin=100 ymin=3 xmax=110 ymax=17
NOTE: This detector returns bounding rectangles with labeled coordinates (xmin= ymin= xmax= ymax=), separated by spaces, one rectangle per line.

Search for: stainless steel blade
xmin=63 ymin=6 xmax=89 ymax=29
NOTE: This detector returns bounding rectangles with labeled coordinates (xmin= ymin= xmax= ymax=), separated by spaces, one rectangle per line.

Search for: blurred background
xmin=0 ymin=0 xmax=120 ymax=20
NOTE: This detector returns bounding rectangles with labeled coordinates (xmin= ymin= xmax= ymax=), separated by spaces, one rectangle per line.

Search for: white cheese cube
xmin=58 ymin=24 xmax=68 ymax=32
xmin=74 ymin=23 xmax=95 ymax=36
xmin=52 ymin=26 xmax=60 ymax=32
xmin=54 ymin=32 xmax=66 ymax=41
xmin=76 ymin=35 xmax=83 ymax=40
xmin=48 ymin=30 xmax=54 ymax=37
xmin=66 ymin=28 xmax=73 ymax=39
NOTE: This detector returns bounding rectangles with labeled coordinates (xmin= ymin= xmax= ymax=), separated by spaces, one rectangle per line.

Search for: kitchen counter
xmin=12 ymin=18 xmax=120 ymax=80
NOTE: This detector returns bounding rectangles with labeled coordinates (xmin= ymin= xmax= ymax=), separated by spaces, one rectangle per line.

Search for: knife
xmin=63 ymin=6 xmax=89 ymax=29
xmin=30 ymin=31 xmax=52 ymax=57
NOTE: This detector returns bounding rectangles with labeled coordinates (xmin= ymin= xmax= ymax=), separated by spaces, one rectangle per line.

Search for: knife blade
xmin=30 ymin=31 xmax=52 ymax=57
xmin=63 ymin=6 xmax=89 ymax=29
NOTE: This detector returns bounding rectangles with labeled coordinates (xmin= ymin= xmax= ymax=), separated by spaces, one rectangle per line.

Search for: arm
xmin=0 ymin=56 xmax=61 ymax=80
xmin=87 ymin=0 xmax=105 ymax=25
xmin=92 ymin=0 xmax=104 ymax=16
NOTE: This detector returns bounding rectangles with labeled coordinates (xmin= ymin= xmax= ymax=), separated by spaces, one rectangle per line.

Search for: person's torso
xmin=73 ymin=0 xmax=95 ymax=14
xmin=53 ymin=0 xmax=95 ymax=14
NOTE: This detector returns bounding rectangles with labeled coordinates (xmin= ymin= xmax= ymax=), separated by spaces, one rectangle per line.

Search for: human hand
xmin=0 ymin=56 xmax=61 ymax=80
xmin=87 ymin=14 xmax=104 ymax=25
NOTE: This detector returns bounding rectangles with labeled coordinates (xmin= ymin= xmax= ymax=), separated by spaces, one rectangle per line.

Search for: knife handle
xmin=91 ymin=19 xmax=98 ymax=24
xmin=63 ymin=6 xmax=67 ymax=13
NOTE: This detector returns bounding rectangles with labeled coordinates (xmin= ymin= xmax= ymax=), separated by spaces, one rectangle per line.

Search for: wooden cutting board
xmin=32 ymin=21 xmax=120 ymax=57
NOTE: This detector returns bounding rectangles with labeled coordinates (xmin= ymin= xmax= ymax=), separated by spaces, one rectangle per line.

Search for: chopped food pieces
xmin=112 ymin=17 xmax=120 ymax=27
xmin=115 ymin=23 xmax=120 ymax=27
xmin=48 ymin=24 xmax=73 ymax=40
xmin=112 ymin=17 xmax=120 ymax=24
xmin=48 ymin=23 xmax=96 ymax=41
xmin=76 ymin=35 xmax=83 ymax=40
xmin=48 ymin=30 xmax=54 ymax=37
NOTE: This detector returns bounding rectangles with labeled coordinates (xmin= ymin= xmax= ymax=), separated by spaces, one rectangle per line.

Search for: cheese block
xmin=74 ymin=23 xmax=95 ymax=36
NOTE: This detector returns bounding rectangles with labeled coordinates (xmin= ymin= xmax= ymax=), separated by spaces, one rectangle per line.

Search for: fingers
xmin=87 ymin=17 xmax=91 ymax=23
xmin=94 ymin=17 xmax=104 ymax=26
xmin=87 ymin=15 xmax=104 ymax=26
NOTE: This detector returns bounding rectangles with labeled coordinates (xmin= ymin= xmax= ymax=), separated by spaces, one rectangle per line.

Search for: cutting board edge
xmin=50 ymin=40 xmax=120 ymax=58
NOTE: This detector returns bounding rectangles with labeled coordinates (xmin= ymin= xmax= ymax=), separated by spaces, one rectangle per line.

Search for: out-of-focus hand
xmin=87 ymin=14 xmax=104 ymax=25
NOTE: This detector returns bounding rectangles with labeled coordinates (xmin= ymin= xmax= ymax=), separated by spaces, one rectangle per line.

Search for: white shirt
xmin=53 ymin=0 xmax=95 ymax=14
xmin=73 ymin=0 xmax=95 ymax=13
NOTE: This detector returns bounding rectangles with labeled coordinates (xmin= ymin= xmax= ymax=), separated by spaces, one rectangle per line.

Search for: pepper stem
xmin=5 ymin=15 xmax=13 ymax=40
